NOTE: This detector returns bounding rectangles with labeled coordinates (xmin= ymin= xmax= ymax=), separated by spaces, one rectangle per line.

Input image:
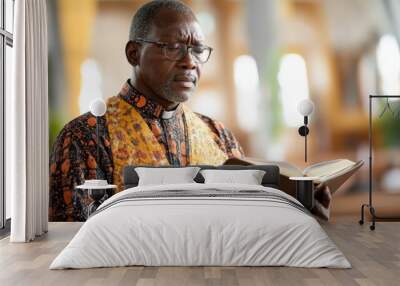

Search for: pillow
xmin=200 ymin=169 xmax=266 ymax=185
xmin=135 ymin=166 xmax=200 ymax=186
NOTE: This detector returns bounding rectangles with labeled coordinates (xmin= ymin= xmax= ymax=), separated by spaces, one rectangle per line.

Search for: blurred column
xmin=58 ymin=0 xmax=97 ymax=117
xmin=211 ymin=0 xmax=240 ymax=135
xmin=243 ymin=0 xmax=279 ymax=158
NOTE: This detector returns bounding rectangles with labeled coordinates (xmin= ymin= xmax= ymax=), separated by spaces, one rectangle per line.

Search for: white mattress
xmin=50 ymin=183 xmax=350 ymax=269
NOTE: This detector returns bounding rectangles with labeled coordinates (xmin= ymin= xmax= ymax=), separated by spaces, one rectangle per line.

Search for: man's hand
xmin=311 ymin=183 xmax=332 ymax=221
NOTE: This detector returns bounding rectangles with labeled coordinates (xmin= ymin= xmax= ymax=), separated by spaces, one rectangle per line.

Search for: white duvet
xmin=50 ymin=183 xmax=350 ymax=269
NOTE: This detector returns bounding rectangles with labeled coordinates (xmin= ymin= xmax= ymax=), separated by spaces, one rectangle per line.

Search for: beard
xmin=161 ymin=76 xmax=195 ymax=103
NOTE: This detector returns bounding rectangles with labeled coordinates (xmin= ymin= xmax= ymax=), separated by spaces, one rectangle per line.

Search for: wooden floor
xmin=332 ymin=191 xmax=400 ymax=218
xmin=0 ymin=217 xmax=399 ymax=286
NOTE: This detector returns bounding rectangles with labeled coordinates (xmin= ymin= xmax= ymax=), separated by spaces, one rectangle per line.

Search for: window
xmin=0 ymin=0 xmax=14 ymax=235
xmin=234 ymin=55 xmax=261 ymax=131
xmin=376 ymin=34 xmax=400 ymax=95
xmin=277 ymin=53 xmax=310 ymax=127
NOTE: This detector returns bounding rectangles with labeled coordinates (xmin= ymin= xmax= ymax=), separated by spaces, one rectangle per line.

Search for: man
xmin=50 ymin=0 xmax=331 ymax=222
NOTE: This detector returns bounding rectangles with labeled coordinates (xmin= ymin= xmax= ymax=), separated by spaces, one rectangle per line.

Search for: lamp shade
xmin=90 ymin=98 xmax=107 ymax=117
xmin=297 ymin=99 xmax=314 ymax=116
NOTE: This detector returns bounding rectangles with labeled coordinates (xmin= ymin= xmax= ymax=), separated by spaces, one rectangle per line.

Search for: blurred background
xmin=47 ymin=0 xmax=400 ymax=218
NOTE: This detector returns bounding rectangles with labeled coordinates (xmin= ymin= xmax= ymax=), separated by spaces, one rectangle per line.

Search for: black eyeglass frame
xmin=134 ymin=38 xmax=213 ymax=63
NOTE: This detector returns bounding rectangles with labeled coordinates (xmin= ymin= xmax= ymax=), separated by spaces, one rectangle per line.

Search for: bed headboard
xmin=123 ymin=165 xmax=280 ymax=189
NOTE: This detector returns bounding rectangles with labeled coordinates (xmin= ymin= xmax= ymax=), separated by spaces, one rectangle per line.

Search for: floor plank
xmin=0 ymin=217 xmax=399 ymax=286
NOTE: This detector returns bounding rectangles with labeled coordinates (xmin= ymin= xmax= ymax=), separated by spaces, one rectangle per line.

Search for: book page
xmin=224 ymin=157 xmax=303 ymax=177
xmin=259 ymin=160 xmax=303 ymax=177
xmin=314 ymin=160 xmax=364 ymax=193
xmin=303 ymin=159 xmax=356 ymax=178
xmin=225 ymin=157 xmax=364 ymax=194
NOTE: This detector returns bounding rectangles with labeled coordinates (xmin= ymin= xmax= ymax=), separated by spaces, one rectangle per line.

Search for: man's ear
xmin=125 ymin=41 xmax=140 ymax=66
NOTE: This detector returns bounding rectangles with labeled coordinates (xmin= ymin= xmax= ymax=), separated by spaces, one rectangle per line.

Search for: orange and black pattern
xmin=49 ymin=80 xmax=244 ymax=221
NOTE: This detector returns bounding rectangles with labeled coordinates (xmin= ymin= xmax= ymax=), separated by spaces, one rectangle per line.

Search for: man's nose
xmin=178 ymin=48 xmax=197 ymax=70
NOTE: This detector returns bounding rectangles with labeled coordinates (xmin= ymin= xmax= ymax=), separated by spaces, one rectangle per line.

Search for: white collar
xmin=161 ymin=109 xmax=177 ymax=119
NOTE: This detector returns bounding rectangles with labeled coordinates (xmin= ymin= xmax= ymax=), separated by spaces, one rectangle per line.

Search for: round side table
xmin=76 ymin=180 xmax=117 ymax=217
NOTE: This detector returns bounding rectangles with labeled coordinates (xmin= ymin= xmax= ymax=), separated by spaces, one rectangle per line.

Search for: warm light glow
xmin=79 ymin=59 xmax=103 ymax=114
xmin=376 ymin=34 xmax=400 ymax=96
xmin=277 ymin=54 xmax=310 ymax=127
xmin=233 ymin=55 xmax=261 ymax=131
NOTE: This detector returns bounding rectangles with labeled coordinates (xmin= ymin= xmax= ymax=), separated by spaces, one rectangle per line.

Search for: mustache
xmin=172 ymin=72 xmax=198 ymax=85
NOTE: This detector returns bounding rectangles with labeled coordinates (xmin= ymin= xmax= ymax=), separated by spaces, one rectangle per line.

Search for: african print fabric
xmin=49 ymin=80 xmax=244 ymax=221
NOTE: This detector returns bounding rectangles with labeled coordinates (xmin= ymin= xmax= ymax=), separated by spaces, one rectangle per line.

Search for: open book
xmin=224 ymin=157 xmax=364 ymax=194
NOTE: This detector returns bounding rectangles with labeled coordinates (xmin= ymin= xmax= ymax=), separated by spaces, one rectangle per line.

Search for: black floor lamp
xmin=297 ymin=99 xmax=315 ymax=162
xmin=359 ymin=94 xmax=400 ymax=230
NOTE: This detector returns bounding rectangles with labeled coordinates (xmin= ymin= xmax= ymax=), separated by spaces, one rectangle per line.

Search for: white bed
xmin=50 ymin=183 xmax=351 ymax=269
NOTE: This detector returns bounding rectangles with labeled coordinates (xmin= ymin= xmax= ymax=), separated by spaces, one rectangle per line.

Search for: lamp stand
xmin=305 ymin=131 xmax=307 ymax=162
xmin=96 ymin=116 xmax=101 ymax=179
xmin=298 ymin=116 xmax=309 ymax=162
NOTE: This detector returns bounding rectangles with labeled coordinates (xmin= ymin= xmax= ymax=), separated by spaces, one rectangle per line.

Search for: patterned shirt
xmin=49 ymin=80 xmax=245 ymax=221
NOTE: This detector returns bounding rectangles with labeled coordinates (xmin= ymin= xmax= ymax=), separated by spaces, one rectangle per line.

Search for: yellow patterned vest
xmin=105 ymin=96 xmax=228 ymax=191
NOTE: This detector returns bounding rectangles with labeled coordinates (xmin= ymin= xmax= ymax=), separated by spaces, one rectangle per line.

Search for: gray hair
xmin=129 ymin=0 xmax=195 ymax=41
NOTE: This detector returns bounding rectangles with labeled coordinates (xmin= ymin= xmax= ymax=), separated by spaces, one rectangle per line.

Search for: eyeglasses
xmin=134 ymin=38 xmax=213 ymax=64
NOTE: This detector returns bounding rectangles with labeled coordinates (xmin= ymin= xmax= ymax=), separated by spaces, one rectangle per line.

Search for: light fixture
xmin=297 ymin=99 xmax=314 ymax=162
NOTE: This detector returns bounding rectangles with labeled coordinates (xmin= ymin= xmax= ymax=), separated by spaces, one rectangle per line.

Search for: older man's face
xmin=134 ymin=9 xmax=205 ymax=106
